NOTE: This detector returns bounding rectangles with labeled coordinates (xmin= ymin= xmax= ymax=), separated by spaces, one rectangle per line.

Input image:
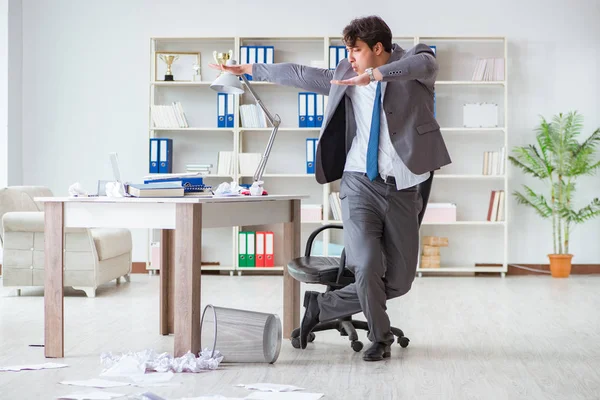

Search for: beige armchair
xmin=0 ymin=186 xmax=132 ymax=297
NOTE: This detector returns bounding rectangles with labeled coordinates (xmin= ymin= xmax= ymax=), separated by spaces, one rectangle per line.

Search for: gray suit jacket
xmin=252 ymin=43 xmax=451 ymax=184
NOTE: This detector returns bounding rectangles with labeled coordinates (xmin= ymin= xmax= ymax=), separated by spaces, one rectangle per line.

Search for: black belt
xmin=374 ymin=175 xmax=396 ymax=185
xmin=364 ymin=173 xmax=395 ymax=185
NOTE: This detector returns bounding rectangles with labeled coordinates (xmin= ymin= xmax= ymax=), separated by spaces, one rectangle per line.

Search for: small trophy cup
xmin=159 ymin=54 xmax=179 ymax=81
xmin=192 ymin=63 xmax=202 ymax=82
xmin=213 ymin=50 xmax=234 ymax=74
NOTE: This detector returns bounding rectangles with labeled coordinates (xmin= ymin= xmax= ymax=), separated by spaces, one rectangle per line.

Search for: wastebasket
xmin=200 ymin=304 xmax=282 ymax=363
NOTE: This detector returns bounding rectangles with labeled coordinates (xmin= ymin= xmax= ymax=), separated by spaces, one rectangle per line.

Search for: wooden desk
xmin=35 ymin=195 xmax=306 ymax=358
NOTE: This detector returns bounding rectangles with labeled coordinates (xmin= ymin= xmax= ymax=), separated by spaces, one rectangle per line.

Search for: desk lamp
xmin=210 ymin=59 xmax=281 ymax=196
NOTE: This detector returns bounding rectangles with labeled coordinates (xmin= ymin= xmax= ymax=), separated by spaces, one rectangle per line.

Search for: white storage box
xmin=422 ymin=203 xmax=457 ymax=223
xmin=301 ymin=204 xmax=323 ymax=222
xmin=463 ymin=103 xmax=498 ymax=128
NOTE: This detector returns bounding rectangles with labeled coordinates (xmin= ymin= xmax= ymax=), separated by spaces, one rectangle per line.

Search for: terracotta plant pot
xmin=548 ymin=254 xmax=573 ymax=278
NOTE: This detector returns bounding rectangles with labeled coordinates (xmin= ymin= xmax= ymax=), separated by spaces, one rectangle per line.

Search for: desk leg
xmin=44 ymin=202 xmax=64 ymax=358
xmin=160 ymin=229 xmax=175 ymax=335
xmin=283 ymin=199 xmax=301 ymax=339
xmin=174 ymin=203 xmax=202 ymax=357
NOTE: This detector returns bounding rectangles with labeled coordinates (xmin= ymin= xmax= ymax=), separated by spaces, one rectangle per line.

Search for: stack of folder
xmin=298 ymin=93 xmax=324 ymax=128
xmin=239 ymin=231 xmax=274 ymax=268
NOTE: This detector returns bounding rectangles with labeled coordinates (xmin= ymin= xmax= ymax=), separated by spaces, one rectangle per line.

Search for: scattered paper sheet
xmin=60 ymin=379 xmax=131 ymax=388
xmin=0 ymin=362 xmax=68 ymax=372
xmin=135 ymin=393 xmax=167 ymax=400
xmin=130 ymin=372 xmax=178 ymax=387
xmin=56 ymin=392 xmax=125 ymax=400
xmin=179 ymin=397 xmax=244 ymax=400
xmin=130 ymin=372 xmax=174 ymax=385
xmin=244 ymin=393 xmax=324 ymax=400
xmin=236 ymin=383 xmax=305 ymax=392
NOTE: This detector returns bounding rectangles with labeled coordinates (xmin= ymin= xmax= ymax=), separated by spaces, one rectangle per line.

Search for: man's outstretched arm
xmin=209 ymin=63 xmax=333 ymax=96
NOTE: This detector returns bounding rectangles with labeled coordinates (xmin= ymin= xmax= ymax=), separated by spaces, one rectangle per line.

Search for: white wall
xmin=19 ymin=0 xmax=600 ymax=263
xmin=0 ymin=0 xmax=22 ymax=189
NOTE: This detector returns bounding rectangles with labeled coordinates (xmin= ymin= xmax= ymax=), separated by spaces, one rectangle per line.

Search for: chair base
xmin=290 ymin=317 xmax=410 ymax=352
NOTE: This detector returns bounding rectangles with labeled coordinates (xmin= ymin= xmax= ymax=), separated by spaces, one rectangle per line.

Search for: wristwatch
xmin=365 ymin=67 xmax=376 ymax=82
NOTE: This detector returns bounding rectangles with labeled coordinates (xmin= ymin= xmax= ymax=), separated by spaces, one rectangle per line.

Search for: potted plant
xmin=509 ymin=111 xmax=600 ymax=278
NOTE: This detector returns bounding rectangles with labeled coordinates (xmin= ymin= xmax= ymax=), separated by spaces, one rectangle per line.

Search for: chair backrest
xmin=0 ymin=186 xmax=53 ymax=245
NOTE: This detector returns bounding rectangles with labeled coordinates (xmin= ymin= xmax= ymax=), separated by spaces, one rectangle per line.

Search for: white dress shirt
xmin=344 ymin=81 xmax=431 ymax=190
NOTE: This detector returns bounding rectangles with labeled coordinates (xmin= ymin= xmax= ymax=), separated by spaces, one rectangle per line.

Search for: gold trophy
xmin=213 ymin=50 xmax=234 ymax=74
xmin=159 ymin=54 xmax=179 ymax=81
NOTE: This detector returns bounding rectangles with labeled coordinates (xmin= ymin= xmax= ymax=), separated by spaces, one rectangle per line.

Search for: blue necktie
xmin=366 ymin=81 xmax=382 ymax=181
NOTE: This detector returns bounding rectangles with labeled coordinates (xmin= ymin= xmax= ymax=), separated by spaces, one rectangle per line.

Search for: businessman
xmin=211 ymin=16 xmax=451 ymax=361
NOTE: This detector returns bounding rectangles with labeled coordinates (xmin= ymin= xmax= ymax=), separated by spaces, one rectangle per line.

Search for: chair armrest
xmin=305 ymin=224 xmax=343 ymax=257
xmin=2 ymin=211 xmax=45 ymax=233
xmin=2 ymin=211 xmax=87 ymax=234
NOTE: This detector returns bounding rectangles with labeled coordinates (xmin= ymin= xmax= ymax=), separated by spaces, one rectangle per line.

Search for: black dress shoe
xmin=300 ymin=291 xmax=320 ymax=349
xmin=362 ymin=342 xmax=391 ymax=361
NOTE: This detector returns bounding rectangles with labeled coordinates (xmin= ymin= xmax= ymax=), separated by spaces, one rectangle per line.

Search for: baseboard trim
xmin=507 ymin=263 xmax=600 ymax=275
xmin=131 ymin=262 xmax=147 ymax=274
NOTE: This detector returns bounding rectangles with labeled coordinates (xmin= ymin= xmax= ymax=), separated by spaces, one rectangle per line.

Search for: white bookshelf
xmin=147 ymin=35 xmax=508 ymax=277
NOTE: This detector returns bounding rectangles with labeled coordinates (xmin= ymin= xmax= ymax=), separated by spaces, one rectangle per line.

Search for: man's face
xmin=346 ymin=39 xmax=378 ymax=75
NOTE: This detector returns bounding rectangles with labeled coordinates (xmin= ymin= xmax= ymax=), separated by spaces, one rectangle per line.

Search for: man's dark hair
xmin=343 ymin=16 xmax=393 ymax=53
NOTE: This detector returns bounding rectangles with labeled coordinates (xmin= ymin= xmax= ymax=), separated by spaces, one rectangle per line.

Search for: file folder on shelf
xmin=226 ymin=94 xmax=234 ymax=128
xmin=217 ymin=93 xmax=226 ymax=128
xmin=298 ymin=93 xmax=307 ymax=127
xmin=149 ymin=138 xmax=160 ymax=173
xmin=307 ymin=93 xmax=315 ymax=127
xmin=265 ymin=231 xmax=274 ymax=267
xmin=255 ymin=231 xmax=266 ymax=267
xmin=306 ymin=138 xmax=317 ymax=174
xmin=316 ymin=94 xmax=324 ymax=127
xmin=158 ymin=138 xmax=173 ymax=173
xmin=238 ymin=231 xmax=247 ymax=267
xmin=246 ymin=231 xmax=255 ymax=267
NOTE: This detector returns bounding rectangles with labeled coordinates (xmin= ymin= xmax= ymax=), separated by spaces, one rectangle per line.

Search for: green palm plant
xmin=508 ymin=111 xmax=600 ymax=255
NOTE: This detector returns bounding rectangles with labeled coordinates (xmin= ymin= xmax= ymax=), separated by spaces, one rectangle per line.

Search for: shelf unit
xmin=146 ymin=35 xmax=508 ymax=277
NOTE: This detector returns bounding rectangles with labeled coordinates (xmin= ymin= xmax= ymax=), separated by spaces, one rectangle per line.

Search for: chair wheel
xmin=291 ymin=337 xmax=301 ymax=349
xmin=351 ymin=340 xmax=363 ymax=352
xmin=398 ymin=336 xmax=410 ymax=348
xmin=308 ymin=332 xmax=316 ymax=342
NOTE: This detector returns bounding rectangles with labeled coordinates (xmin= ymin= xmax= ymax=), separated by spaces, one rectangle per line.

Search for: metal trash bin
xmin=200 ymin=304 xmax=282 ymax=364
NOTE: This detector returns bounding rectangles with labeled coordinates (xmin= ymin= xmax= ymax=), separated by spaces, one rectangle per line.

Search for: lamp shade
xmin=210 ymin=61 xmax=245 ymax=94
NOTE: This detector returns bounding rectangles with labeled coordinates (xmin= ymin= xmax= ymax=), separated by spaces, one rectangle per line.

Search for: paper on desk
xmin=0 ymin=362 xmax=68 ymax=372
xmin=60 ymin=378 xmax=132 ymax=388
xmin=213 ymin=181 xmax=243 ymax=197
xmin=56 ymin=391 xmax=125 ymax=400
xmin=244 ymin=393 xmax=324 ymax=400
xmin=236 ymin=383 xmax=304 ymax=392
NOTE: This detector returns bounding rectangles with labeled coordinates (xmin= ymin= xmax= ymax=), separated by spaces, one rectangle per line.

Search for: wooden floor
xmin=1 ymin=273 xmax=599 ymax=400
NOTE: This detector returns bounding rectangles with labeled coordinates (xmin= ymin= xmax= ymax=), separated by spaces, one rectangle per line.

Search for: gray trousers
xmin=317 ymin=171 xmax=423 ymax=345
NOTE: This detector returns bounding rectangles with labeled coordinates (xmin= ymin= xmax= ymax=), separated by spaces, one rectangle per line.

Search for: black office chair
xmin=286 ymin=172 xmax=434 ymax=352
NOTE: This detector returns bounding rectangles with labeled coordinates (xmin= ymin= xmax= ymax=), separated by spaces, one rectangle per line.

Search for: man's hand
xmin=331 ymin=72 xmax=370 ymax=86
xmin=208 ymin=63 xmax=252 ymax=76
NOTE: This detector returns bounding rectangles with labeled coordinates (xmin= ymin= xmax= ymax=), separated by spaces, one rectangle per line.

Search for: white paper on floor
xmin=56 ymin=391 xmax=125 ymax=400
xmin=100 ymin=355 xmax=145 ymax=378
xmin=235 ymin=383 xmax=305 ymax=392
xmin=101 ymin=349 xmax=222 ymax=375
xmin=60 ymin=379 xmax=132 ymax=389
xmin=179 ymin=397 xmax=244 ymax=400
xmin=0 ymin=362 xmax=69 ymax=372
xmin=244 ymin=393 xmax=324 ymax=400
xmin=130 ymin=371 xmax=177 ymax=387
